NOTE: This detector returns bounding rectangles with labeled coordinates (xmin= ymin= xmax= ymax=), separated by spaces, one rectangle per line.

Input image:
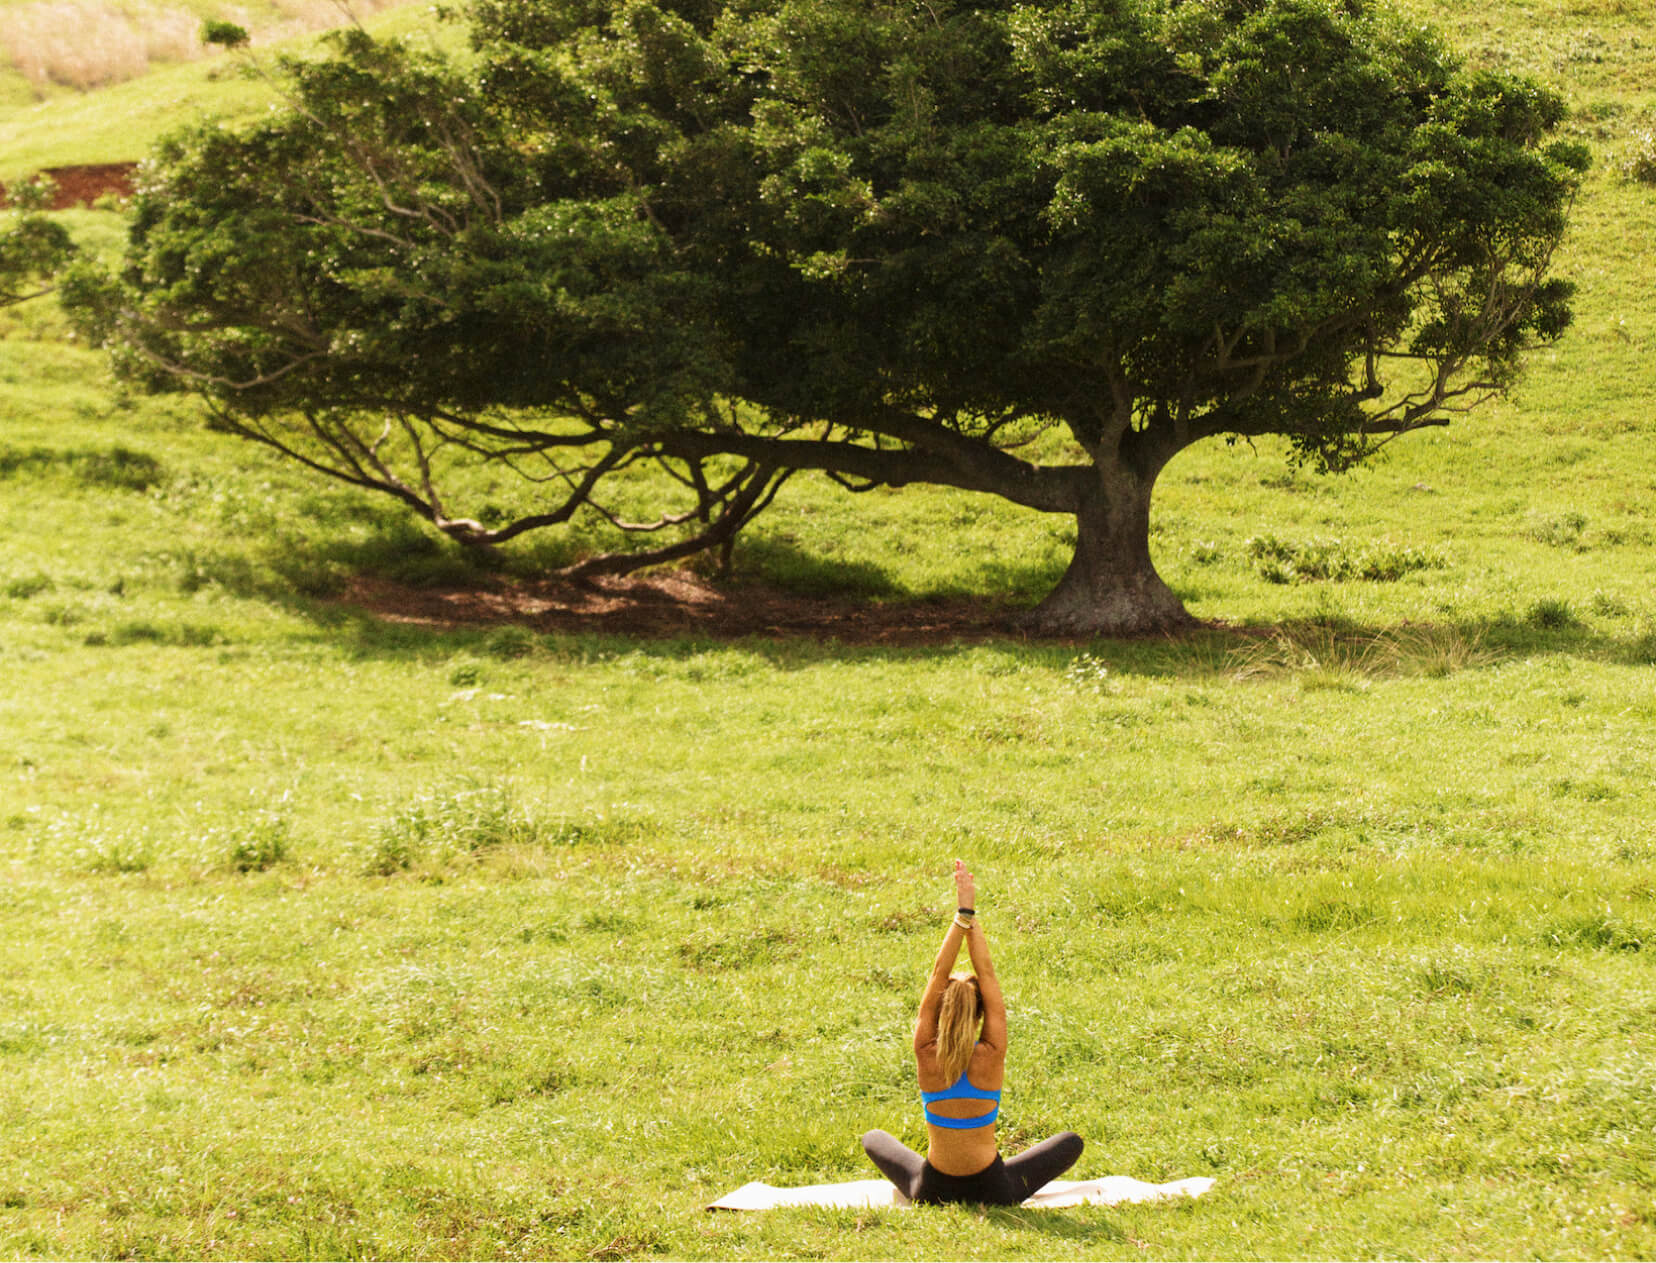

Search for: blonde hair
xmin=936 ymin=973 xmax=982 ymax=1084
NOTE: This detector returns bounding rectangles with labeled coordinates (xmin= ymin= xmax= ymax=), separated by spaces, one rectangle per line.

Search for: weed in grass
xmin=1061 ymin=652 xmax=1114 ymax=694
xmin=1227 ymin=623 xmax=1397 ymax=681
xmin=1413 ymin=949 xmax=1491 ymax=996
xmin=480 ymin=625 xmax=538 ymax=659
xmin=1527 ymin=597 xmax=1581 ymax=629
xmin=270 ymin=555 xmax=349 ymax=598
xmin=1543 ymin=911 xmax=1646 ymax=952
xmin=362 ymin=782 xmax=541 ymax=873
xmin=1621 ymin=625 xmax=1656 ymax=665
xmin=173 ymin=550 xmax=260 ymax=597
xmin=1550 ymin=776 xmax=1619 ymax=802
xmin=201 ymin=811 xmax=291 ymax=872
xmin=1622 ymin=128 xmax=1656 ymax=183
xmin=679 ymin=925 xmax=799 ymax=970
xmin=1188 ymin=539 xmax=1225 ymax=565
xmin=1589 ymin=589 xmax=1630 ymax=617
xmin=447 ymin=654 xmax=485 ymax=686
xmin=1245 ymin=534 xmax=1447 ymax=583
xmin=66 ymin=824 xmax=154 ymax=873
xmin=1526 ymin=509 xmax=1590 ymax=548
xmin=1391 ymin=623 xmax=1499 ymax=677
xmin=2 ymin=573 xmax=53 ymax=599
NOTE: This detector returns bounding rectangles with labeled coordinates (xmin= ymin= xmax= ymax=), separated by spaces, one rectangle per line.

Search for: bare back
xmin=915 ymin=1038 xmax=1005 ymax=1175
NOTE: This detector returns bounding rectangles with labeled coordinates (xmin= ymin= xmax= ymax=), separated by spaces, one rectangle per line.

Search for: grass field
xmin=3 ymin=0 xmax=1656 ymax=1258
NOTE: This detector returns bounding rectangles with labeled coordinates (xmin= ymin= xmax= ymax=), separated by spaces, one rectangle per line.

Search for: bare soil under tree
xmin=334 ymin=571 xmax=1137 ymax=645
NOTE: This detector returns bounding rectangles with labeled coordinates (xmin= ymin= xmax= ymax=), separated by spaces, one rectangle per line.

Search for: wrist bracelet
xmin=953 ymin=914 xmax=974 ymax=930
xmin=957 ymin=906 xmax=975 ymax=916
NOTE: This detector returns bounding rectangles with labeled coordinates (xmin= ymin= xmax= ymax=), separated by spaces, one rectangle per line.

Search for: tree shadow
xmin=170 ymin=512 xmax=1656 ymax=676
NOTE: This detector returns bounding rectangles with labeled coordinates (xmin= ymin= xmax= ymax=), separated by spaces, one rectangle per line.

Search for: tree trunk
xmin=1024 ymin=466 xmax=1192 ymax=637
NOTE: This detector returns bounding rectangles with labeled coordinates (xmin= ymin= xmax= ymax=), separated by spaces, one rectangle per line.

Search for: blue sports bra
xmin=921 ymin=1069 xmax=1001 ymax=1129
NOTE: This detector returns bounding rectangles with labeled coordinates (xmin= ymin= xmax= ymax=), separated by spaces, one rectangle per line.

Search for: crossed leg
xmin=862 ymin=1129 xmax=1084 ymax=1204
xmin=859 ymin=1129 xmax=926 ymax=1201
xmin=1003 ymin=1131 xmax=1085 ymax=1200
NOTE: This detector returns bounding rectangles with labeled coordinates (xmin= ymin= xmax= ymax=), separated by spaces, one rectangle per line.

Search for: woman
xmin=861 ymin=860 xmax=1084 ymax=1205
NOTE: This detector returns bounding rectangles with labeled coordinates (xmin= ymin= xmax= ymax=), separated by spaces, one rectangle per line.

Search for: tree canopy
xmin=67 ymin=0 xmax=1587 ymax=632
xmin=2 ymin=178 xmax=75 ymax=310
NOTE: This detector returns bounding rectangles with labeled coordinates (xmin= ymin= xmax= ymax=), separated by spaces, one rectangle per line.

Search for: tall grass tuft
xmin=359 ymin=782 xmax=542 ymax=874
xmin=201 ymin=811 xmax=292 ymax=872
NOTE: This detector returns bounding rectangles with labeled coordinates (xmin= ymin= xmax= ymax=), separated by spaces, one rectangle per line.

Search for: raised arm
xmin=913 ymin=912 xmax=967 ymax=1052
xmin=957 ymin=865 xmax=1006 ymax=1052
xmin=914 ymin=861 xmax=1006 ymax=1054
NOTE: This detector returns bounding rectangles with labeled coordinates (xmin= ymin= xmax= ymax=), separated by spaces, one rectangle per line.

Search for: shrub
xmin=201 ymin=19 xmax=249 ymax=48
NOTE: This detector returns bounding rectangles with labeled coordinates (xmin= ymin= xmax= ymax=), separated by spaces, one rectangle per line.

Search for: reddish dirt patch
xmin=0 ymin=163 xmax=137 ymax=209
xmin=336 ymin=571 xmax=1059 ymax=646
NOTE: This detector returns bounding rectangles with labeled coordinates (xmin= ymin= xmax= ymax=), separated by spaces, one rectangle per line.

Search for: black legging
xmin=861 ymin=1129 xmax=1084 ymax=1205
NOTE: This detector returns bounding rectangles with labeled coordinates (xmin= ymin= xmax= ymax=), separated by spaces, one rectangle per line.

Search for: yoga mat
xmin=708 ymin=1174 xmax=1215 ymax=1211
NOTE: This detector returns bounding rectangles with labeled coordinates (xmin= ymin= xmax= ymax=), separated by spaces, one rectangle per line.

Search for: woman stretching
xmin=861 ymin=860 xmax=1084 ymax=1205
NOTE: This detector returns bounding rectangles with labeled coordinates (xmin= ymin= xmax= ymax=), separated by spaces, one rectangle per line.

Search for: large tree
xmin=68 ymin=0 xmax=1586 ymax=633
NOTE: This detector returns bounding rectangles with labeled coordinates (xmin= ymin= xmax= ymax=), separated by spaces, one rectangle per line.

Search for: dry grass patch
xmin=1226 ymin=622 xmax=1498 ymax=686
xmin=0 ymin=0 xmax=409 ymax=94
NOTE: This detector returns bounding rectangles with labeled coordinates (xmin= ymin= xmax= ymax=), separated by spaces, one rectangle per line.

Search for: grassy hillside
xmin=0 ymin=1 xmax=452 ymax=179
xmin=2 ymin=1 xmax=1655 ymax=1259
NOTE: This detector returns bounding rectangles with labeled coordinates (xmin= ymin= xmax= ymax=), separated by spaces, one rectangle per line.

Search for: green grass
xmin=4 ymin=0 xmax=1656 ymax=1258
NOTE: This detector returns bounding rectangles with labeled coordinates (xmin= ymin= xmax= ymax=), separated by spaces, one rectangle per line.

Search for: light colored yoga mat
xmin=708 ymin=1175 xmax=1215 ymax=1211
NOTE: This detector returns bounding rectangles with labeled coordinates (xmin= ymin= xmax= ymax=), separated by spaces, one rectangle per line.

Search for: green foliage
xmin=200 ymin=19 xmax=250 ymax=49
xmin=0 ymin=177 xmax=75 ymax=308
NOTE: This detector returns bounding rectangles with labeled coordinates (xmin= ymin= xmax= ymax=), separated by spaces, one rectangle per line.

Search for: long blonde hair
xmin=936 ymin=973 xmax=982 ymax=1084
